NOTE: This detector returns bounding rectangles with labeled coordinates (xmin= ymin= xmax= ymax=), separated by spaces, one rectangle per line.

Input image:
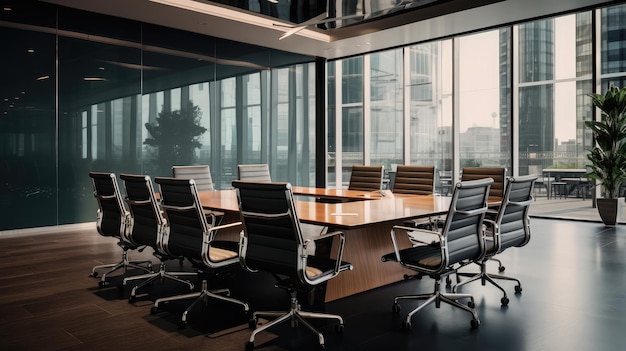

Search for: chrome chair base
xmin=123 ymin=262 xmax=195 ymax=301
xmin=454 ymin=262 xmax=522 ymax=306
xmin=247 ymin=293 xmax=344 ymax=350
xmin=393 ymin=279 xmax=480 ymax=329
xmin=90 ymin=247 xmax=153 ymax=287
xmin=152 ymin=278 xmax=249 ymax=328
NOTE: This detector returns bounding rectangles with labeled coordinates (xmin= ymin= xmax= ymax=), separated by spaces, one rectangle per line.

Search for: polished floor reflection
xmin=0 ymin=218 xmax=625 ymax=351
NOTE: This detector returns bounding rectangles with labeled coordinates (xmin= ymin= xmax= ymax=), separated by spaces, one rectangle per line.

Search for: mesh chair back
xmin=172 ymin=165 xmax=215 ymax=191
xmin=392 ymin=165 xmax=436 ymax=195
xmin=441 ymin=178 xmax=493 ymax=265
xmin=494 ymin=175 xmax=536 ymax=251
xmin=89 ymin=172 xmax=127 ymax=239
xmin=232 ymin=181 xmax=305 ymax=280
xmin=461 ymin=167 xmax=507 ymax=199
xmin=119 ymin=174 xmax=164 ymax=250
xmin=237 ymin=164 xmax=272 ymax=182
xmin=348 ymin=165 xmax=384 ymax=191
xmin=154 ymin=177 xmax=210 ymax=262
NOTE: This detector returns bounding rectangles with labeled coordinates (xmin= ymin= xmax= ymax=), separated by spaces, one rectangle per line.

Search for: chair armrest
xmin=206 ymin=221 xmax=242 ymax=243
xmin=508 ymin=199 xmax=534 ymax=207
xmin=161 ymin=204 xmax=195 ymax=211
xmin=456 ymin=207 xmax=488 ymax=216
xmin=485 ymin=208 xmax=498 ymax=216
xmin=390 ymin=225 xmax=443 ymax=264
xmin=126 ymin=198 xmax=151 ymax=205
xmin=483 ymin=218 xmax=497 ymax=229
xmin=482 ymin=218 xmax=497 ymax=237
xmin=311 ymin=230 xmax=350 ymax=274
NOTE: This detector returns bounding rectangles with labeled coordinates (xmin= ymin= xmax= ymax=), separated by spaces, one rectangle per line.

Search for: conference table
xmin=198 ymin=187 xmax=468 ymax=302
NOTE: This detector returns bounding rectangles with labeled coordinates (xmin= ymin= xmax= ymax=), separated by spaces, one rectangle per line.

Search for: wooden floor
xmin=1 ymin=218 xmax=626 ymax=351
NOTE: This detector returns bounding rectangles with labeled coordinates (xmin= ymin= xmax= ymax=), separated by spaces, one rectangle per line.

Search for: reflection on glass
xmin=518 ymin=13 xmax=593 ymax=176
xmin=459 ymin=30 xmax=510 ymax=171
xmin=408 ymin=40 xmax=453 ymax=194
xmin=2 ymin=2 xmax=316 ymax=230
xmin=144 ymin=101 xmax=207 ymax=176
xmin=370 ymin=50 xmax=403 ymax=172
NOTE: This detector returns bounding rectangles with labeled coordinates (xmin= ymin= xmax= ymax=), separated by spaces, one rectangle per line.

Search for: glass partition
xmin=408 ymin=40 xmax=453 ymax=194
xmin=517 ymin=13 xmax=593 ymax=178
xmin=458 ymin=30 xmax=511 ymax=172
xmin=0 ymin=1 xmax=316 ymax=231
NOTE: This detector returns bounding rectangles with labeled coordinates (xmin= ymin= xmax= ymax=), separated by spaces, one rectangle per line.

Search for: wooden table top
xmin=198 ymin=188 xmax=452 ymax=229
xmin=290 ymin=186 xmax=385 ymax=200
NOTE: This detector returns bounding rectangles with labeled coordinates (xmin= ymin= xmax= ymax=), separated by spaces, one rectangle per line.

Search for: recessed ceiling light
xmin=83 ymin=77 xmax=106 ymax=81
xmin=27 ymin=49 xmax=35 ymax=53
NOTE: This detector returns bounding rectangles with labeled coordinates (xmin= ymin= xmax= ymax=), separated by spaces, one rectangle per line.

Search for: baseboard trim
xmin=0 ymin=222 xmax=96 ymax=238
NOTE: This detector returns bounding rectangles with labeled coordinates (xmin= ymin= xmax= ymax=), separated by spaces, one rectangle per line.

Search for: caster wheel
xmin=499 ymin=266 xmax=506 ymax=272
xmin=178 ymin=321 xmax=187 ymax=330
xmin=501 ymin=296 xmax=509 ymax=306
xmin=470 ymin=319 xmax=480 ymax=329
xmin=467 ymin=300 xmax=475 ymax=308
xmin=290 ymin=318 xmax=299 ymax=328
xmin=403 ymin=274 xmax=410 ymax=280
xmin=98 ymin=281 xmax=107 ymax=288
xmin=128 ymin=296 xmax=136 ymax=304
xmin=248 ymin=318 xmax=257 ymax=330
xmin=90 ymin=272 xmax=98 ymax=278
xmin=445 ymin=277 xmax=452 ymax=287
xmin=318 ymin=344 xmax=326 ymax=350
xmin=150 ymin=307 xmax=158 ymax=315
xmin=335 ymin=324 xmax=344 ymax=333
xmin=245 ymin=341 xmax=255 ymax=351
xmin=392 ymin=304 xmax=401 ymax=313
xmin=514 ymin=285 xmax=522 ymax=294
xmin=401 ymin=321 xmax=411 ymax=330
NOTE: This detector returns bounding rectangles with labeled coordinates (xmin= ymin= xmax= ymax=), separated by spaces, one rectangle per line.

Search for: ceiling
xmin=42 ymin=0 xmax=615 ymax=59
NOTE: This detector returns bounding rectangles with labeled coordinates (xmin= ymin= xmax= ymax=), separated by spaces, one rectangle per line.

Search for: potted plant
xmin=586 ymin=86 xmax=626 ymax=226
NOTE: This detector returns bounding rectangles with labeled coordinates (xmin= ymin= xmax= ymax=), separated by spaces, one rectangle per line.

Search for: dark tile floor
xmin=1 ymin=218 xmax=625 ymax=351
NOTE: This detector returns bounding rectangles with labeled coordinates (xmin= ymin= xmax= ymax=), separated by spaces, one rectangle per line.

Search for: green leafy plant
xmin=144 ymin=101 xmax=207 ymax=175
xmin=585 ymin=86 xmax=626 ymax=199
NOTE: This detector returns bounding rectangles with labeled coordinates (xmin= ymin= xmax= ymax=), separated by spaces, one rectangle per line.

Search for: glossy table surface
xmin=197 ymin=188 xmax=453 ymax=229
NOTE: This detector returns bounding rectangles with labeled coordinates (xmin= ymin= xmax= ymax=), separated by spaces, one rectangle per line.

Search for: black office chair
xmin=392 ymin=165 xmax=436 ymax=195
xmin=381 ymin=177 xmax=492 ymax=329
xmin=152 ymin=177 xmax=249 ymax=328
xmin=172 ymin=165 xmax=215 ymax=191
xmin=232 ymin=180 xmax=353 ymax=351
xmin=119 ymin=174 xmax=196 ymax=302
xmin=392 ymin=165 xmax=439 ymax=229
xmin=461 ymin=166 xmax=507 ymax=200
xmin=237 ymin=164 xmax=272 ymax=182
xmin=461 ymin=166 xmax=508 ymax=271
xmin=348 ymin=165 xmax=384 ymax=191
xmin=172 ymin=164 xmax=225 ymax=224
xmin=88 ymin=172 xmax=152 ymax=287
xmin=453 ymin=175 xmax=536 ymax=306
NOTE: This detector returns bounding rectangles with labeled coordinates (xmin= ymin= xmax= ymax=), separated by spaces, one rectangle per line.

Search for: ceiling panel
xmin=42 ymin=0 xmax=614 ymax=59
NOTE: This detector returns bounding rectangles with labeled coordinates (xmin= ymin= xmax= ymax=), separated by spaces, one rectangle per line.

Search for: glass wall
xmin=407 ymin=41 xmax=453 ymax=194
xmin=328 ymin=4 xmax=626 ymax=196
xmin=0 ymin=1 xmax=317 ymax=231
xmin=0 ymin=2 xmax=57 ymax=229
xmin=517 ymin=13 xmax=593 ymax=177
xmin=458 ymin=30 xmax=511 ymax=171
